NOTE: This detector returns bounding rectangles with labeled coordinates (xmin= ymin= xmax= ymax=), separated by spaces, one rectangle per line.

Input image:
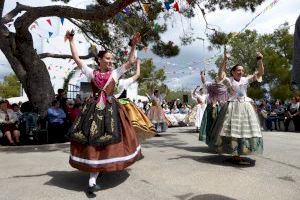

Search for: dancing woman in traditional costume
xmin=199 ymin=52 xmax=229 ymax=143
xmin=209 ymin=52 xmax=264 ymax=164
xmin=66 ymin=31 xmax=142 ymax=196
xmin=190 ymin=86 xmax=207 ymax=131
xmin=115 ymin=59 xmax=156 ymax=142
xmin=147 ymin=90 xmax=168 ymax=135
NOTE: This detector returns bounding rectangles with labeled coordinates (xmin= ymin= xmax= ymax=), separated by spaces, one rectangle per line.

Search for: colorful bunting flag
xmin=187 ymin=0 xmax=193 ymax=5
xmin=164 ymin=2 xmax=171 ymax=10
xmin=46 ymin=19 xmax=52 ymax=26
xmin=48 ymin=32 xmax=53 ymax=38
xmin=173 ymin=2 xmax=180 ymax=12
xmin=142 ymin=3 xmax=151 ymax=13
xmin=123 ymin=7 xmax=130 ymax=16
xmin=60 ymin=17 xmax=65 ymax=25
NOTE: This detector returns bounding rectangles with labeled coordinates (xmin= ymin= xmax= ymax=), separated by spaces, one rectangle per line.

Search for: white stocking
xmin=89 ymin=172 xmax=99 ymax=187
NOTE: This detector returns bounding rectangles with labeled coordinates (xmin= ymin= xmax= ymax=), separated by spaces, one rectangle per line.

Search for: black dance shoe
xmin=86 ymin=184 xmax=101 ymax=198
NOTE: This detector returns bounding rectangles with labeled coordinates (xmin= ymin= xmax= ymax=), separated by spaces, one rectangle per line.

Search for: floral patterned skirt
xmin=69 ymin=100 xmax=141 ymax=172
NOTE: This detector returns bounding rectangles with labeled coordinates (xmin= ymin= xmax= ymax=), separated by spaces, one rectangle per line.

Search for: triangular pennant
xmin=48 ymin=32 xmax=53 ymax=38
xmin=123 ymin=7 xmax=130 ymax=16
xmin=142 ymin=3 xmax=151 ymax=13
xmin=164 ymin=2 xmax=171 ymax=10
xmin=60 ymin=17 xmax=65 ymax=25
xmin=46 ymin=19 xmax=52 ymax=26
xmin=173 ymin=2 xmax=180 ymax=12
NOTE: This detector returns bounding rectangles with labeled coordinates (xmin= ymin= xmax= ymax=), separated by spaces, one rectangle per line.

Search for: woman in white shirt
xmin=209 ymin=52 xmax=264 ymax=164
xmin=66 ymin=31 xmax=142 ymax=196
xmin=189 ymin=87 xmax=207 ymax=131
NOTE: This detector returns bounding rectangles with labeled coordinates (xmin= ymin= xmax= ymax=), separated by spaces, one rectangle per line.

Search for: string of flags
xmin=204 ymin=0 xmax=281 ymax=67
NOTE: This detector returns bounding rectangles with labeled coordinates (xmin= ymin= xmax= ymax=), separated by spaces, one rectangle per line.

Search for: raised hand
xmin=131 ymin=32 xmax=141 ymax=46
xmin=64 ymin=30 xmax=74 ymax=42
xmin=256 ymin=52 xmax=263 ymax=60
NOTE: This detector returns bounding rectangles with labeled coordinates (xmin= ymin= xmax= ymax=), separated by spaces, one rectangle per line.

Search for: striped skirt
xmin=208 ymin=101 xmax=263 ymax=156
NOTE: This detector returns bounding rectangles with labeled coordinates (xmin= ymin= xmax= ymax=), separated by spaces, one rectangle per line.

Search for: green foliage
xmin=203 ymin=0 xmax=265 ymax=12
xmin=0 ymin=74 xmax=21 ymax=98
xmin=165 ymin=89 xmax=191 ymax=103
xmin=52 ymin=0 xmax=267 ymax=58
xmin=138 ymin=59 xmax=168 ymax=95
xmin=209 ymin=24 xmax=293 ymax=100
xmin=151 ymin=41 xmax=180 ymax=57
xmin=208 ymin=31 xmax=229 ymax=49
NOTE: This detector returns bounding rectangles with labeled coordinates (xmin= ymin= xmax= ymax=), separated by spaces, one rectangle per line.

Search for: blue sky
xmin=1 ymin=0 xmax=300 ymax=91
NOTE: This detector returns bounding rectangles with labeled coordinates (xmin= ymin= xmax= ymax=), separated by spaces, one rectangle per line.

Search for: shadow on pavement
xmin=143 ymin=138 xmax=214 ymax=154
xmin=44 ymin=170 xmax=130 ymax=192
xmin=169 ymin=154 xmax=256 ymax=168
xmin=0 ymin=143 xmax=69 ymax=154
xmin=187 ymin=194 xmax=237 ymax=200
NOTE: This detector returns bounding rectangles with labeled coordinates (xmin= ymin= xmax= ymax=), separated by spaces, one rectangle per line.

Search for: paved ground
xmin=0 ymin=127 xmax=299 ymax=200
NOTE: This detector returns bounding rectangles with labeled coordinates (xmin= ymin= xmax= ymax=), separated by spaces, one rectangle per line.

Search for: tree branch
xmin=0 ymin=0 xmax=5 ymax=18
xmin=0 ymin=25 xmax=27 ymax=83
xmin=14 ymin=0 xmax=136 ymax=34
xmin=67 ymin=18 xmax=110 ymax=50
xmin=1 ymin=2 xmax=31 ymax=24
xmin=39 ymin=52 xmax=94 ymax=59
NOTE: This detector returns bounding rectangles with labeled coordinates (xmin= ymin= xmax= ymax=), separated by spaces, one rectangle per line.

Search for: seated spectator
xmin=162 ymin=104 xmax=170 ymax=114
xmin=180 ymin=104 xmax=190 ymax=114
xmin=69 ymin=103 xmax=82 ymax=123
xmin=0 ymin=100 xmax=20 ymax=145
xmin=74 ymin=94 xmax=83 ymax=105
xmin=47 ymin=100 xmax=67 ymax=143
xmin=136 ymin=99 xmax=144 ymax=111
xmin=12 ymin=103 xmax=22 ymax=122
xmin=171 ymin=105 xmax=180 ymax=114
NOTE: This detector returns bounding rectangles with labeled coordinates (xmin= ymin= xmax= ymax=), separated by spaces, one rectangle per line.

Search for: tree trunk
xmin=0 ymin=26 xmax=55 ymax=117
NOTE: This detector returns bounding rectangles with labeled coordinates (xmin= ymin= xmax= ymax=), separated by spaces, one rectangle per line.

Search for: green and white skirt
xmin=208 ymin=101 xmax=263 ymax=156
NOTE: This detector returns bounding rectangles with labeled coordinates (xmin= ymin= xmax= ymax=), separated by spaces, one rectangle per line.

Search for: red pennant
xmin=46 ymin=19 xmax=52 ymax=26
xmin=173 ymin=2 xmax=180 ymax=12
